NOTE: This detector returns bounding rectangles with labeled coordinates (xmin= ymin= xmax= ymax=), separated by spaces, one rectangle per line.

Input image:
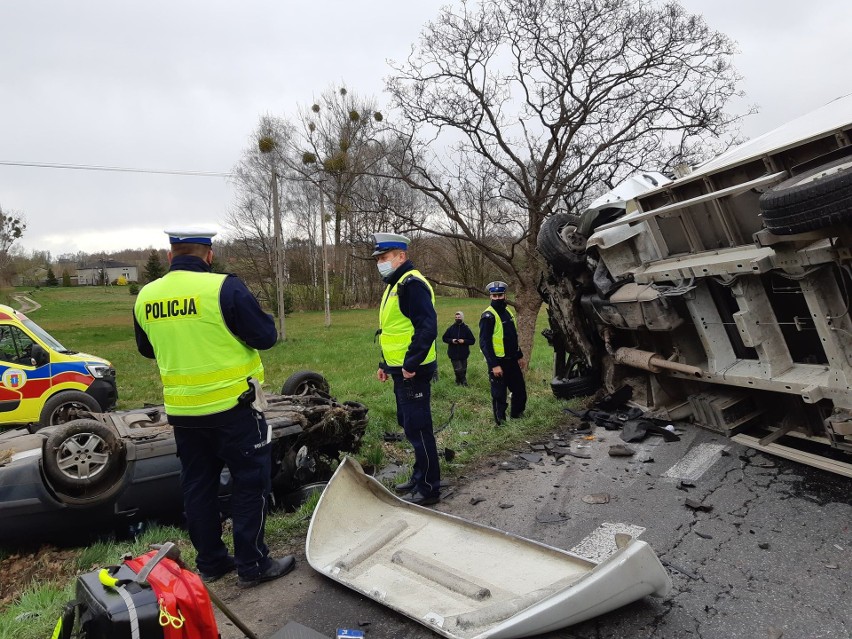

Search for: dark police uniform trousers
xmin=490 ymin=357 xmax=527 ymax=423
xmin=392 ymin=374 xmax=440 ymax=498
xmin=172 ymin=407 xmax=272 ymax=578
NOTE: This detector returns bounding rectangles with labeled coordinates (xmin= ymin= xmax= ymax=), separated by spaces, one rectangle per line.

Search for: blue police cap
xmin=486 ymin=280 xmax=508 ymax=294
xmin=371 ymin=232 xmax=410 ymax=257
xmin=164 ymin=226 xmax=217 ymax=246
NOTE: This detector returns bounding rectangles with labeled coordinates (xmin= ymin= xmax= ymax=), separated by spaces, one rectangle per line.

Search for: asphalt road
xmin=214 ymin=423 xmax=852 ymax=639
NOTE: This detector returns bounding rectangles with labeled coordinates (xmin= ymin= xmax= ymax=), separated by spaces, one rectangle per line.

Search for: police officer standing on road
xmin=479 ymin=280 xmax=527 ymax=425
xmin=133 ymin=227 xmax=295 ymax=588
xmin=442 ymin=311 xmax=476 ymax=386
xmin=373 ymin=232 xmax=441 ymax=506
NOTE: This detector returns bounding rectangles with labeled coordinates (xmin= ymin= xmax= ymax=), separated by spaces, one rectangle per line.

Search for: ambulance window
xmin=0 ymin=326 xmax=36 ymax=365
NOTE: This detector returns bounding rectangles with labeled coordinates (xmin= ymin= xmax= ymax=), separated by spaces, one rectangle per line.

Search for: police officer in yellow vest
xmin=373 ymin=232 xmax=441 ymax=506
xmin=479 ymin=280 xmax=527 ymax=425
xmin=133 ymin=227 xmax=295 ymax=588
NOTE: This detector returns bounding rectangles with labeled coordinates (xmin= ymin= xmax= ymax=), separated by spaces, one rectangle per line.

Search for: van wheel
xmin=537 ymin=212 xmax=587 ymax=273
xmin=759 ymin=156 xmax=852 ymax=234
xmin=38 ymin=391 xmax=101 ymax=429
xmin=43 ymin=419 xmax=125 ymax=495
xmin=282 ymin=370 xmax=330 ymax=396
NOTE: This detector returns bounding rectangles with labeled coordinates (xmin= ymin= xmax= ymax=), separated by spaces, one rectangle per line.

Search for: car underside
xmin=0 ymin=372 xmax=367 ymax=545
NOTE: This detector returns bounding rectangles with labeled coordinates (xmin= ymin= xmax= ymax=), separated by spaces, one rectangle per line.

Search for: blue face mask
xmin=377 ymin=260 xmax=396 ymax=278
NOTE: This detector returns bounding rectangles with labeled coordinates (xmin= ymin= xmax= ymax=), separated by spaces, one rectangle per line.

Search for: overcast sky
xmin=2 ymin=0 xmax=850 ymax=258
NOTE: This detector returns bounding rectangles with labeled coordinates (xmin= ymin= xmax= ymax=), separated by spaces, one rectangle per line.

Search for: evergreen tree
xmin=144 ymin=250 xmax=164 ymax=282
xmin=62 ymin=270 xmax=71 ymax=287
xmin=45 ymin=267 xmax=58 ymax=287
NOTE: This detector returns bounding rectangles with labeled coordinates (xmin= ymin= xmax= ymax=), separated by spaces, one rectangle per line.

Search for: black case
xmin=75 ymin=563 xmax=164 ymax=638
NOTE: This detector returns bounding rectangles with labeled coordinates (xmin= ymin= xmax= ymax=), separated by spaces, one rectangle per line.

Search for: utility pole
xmin=319 ymin=185 xmax=331 ymax=327
xmin=259 ymin=133 xmax=286 ymax=342
xmin=270 ymin=168 xmax=286 ymax=341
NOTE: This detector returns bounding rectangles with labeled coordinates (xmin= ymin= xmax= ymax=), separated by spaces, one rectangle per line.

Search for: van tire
xmin=38 ymin=391 xmax=101 ymax=429
xmin=759 ymin=157 xmax=852 ymax=234
xmin=537 ymin=213 xmax=586 ymax=272
xmin=43 ymin=419 xmax=125 ymax=496
xmin=282 ymin=370 xmax=330 ymax=396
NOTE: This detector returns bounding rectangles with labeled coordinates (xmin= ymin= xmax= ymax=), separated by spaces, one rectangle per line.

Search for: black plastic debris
xmin=470 ymin=496 xmax=486 ymax=505
xmin=535 ymin=513 xmax=570 ymax=523
xmin=608 ymin=444 xmax=635 ymax=457
xmin=383 ymin=432 xmax=404 ymax=442
xmin=519 ymin=453 xmax=544 ymax=464
xmin=498 ymin=503 xmax=514 ymax=509
xmin=685 ymin=498 xmax=713 ymax=512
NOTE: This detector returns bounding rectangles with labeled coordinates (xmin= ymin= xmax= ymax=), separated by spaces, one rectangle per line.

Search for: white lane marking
xmin=663 ymin=443 xmax=727 ymax=482
xmin=570 ymin=522 xmax=646 ymax=563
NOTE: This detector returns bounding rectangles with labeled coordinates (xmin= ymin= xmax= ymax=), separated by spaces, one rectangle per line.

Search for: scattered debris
xmin=566 ymin=450 xmax=592 ymax=459
xmin=676 ymin=481 xmax=696 ymax=491
xmin=519 ymin=453 xmax=544 ymax=464
xmin=767 ymin=627 xmax=784 ymax=639
xmin=535 ymin=513 xmax=570 ymax=524
xmin=470 ymin=496 xmax=486 ymax=505
xmin=498 ymin=503 xmax=514 ymax=509
xmin=499 ymin=459 xmax=530 ymax=471
xmin=582 ymin=493 xmax=610 ymax=505
xmin=444 ymin=447 xmax=456 ymax=462
xmin=383 ymin=432 xmax=404 ymax=442
xmin=694 ymin=531 xmax=713 ymax=540
xmin=758 ymin=542 xmax=770 ymax=550
xmin=530 ymin=444 xmax=547 ymax=451
xmin=824 ymin=564 xmax=839 ymax=570
xmin=684 ymin=499 xmax=713 ymax=512
xmin=642 ymin=457 xmax=655 ymax=463
xmin=608 ymin=444 xmax=635 ymax=457
xmin=833 ymin=544 xmax=844 ymax=551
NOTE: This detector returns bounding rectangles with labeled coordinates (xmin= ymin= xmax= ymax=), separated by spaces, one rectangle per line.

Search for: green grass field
xmin=0 ymin=285 xmax=575 ymax=639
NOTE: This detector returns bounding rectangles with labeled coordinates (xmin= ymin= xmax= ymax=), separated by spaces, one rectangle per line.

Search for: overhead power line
xmin=0 ymin=159 xmax=232 ymax=178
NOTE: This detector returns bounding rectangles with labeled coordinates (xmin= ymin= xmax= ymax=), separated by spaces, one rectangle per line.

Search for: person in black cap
xmin=372 ymin=232 xmax=441 ymax=506
xmin=442 ymin=310 xmax=476 ymax=386
xmin=133 ymin=226 xmax=296 ymax=588
xmin=479 ymin=280 xmax=527 ymax=425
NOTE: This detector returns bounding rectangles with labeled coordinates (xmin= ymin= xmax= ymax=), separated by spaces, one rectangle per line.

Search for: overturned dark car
xmin=539 ymin=96 xmax=852 ymax=477
xmin=0 ymin=371 xmax=367 ymax=545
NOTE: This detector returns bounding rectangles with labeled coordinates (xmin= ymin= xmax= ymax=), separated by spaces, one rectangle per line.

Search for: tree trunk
xmin=514 ymin=272 xmax=543 ymax=365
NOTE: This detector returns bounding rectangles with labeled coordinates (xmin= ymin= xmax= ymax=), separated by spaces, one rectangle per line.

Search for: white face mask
xmin=377 ymin=260 xmax=396 ymax=278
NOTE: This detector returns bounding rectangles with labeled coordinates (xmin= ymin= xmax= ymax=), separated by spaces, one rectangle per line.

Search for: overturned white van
xmin=538 ymin=94 xmax=852 ymax=476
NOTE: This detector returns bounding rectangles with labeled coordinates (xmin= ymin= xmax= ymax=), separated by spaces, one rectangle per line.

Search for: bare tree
xmin=226 ymin=115 xmax=294 ymax=308
xmin=385 ymin=0 xmax=748 ymax=359
xmin=0 ymin=205 xmax=26 ymax=285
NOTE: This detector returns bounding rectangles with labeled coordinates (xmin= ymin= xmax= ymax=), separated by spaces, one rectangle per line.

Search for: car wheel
xmin=537 ymin=212 xmax=587 ymax=273
xmin=38 ymin=390 xmax=101 ymax=429
xmin=281 ymin=370 xmax=330 ymax=396
xmin=43 ymin=419 xmax=125 ymax=495
xmin=551 ymin=375 xmax=601 ymax=399
xmin=760 ymin=156 xmax=852 ymax=234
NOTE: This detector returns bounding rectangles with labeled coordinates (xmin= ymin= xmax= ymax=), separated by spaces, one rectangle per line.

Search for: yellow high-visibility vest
xmin=135 ymin=270 xmax=263 ymax=415
xmin=379 ymin=270 xmax=437 ymax=367
xmin=484 ymin=304 xmax=516 ymax=358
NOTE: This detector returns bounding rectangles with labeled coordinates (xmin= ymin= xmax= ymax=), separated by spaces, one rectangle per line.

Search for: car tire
xmin=43 ymin=419 xmax=125 ymax=496
xmin=38 ymin=390 xmax=101 ymax=429
xmin=759 ymin=156 xmax=852 ymax=234
xmin=551 ymin=375 xmax=601 ymax=399
xmin=537 ymin=212 xmax=587 ymax=272
xmin=281 ymin=370 xmax=330 ymax=396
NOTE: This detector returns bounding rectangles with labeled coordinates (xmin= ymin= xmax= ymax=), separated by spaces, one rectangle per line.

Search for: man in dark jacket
xmin=442 ymin=311 xmax=476 ymax=386
xmin=134 ymin=227 xmax=295 ymax=588
xmin=479 ymin=280 xmax=527 ymax=425
xmin=373 ymin=232 xmax=441 ymax=506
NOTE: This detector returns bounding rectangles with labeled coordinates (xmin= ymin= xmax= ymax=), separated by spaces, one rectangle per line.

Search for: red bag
xmin=125 ymin=550 xmax=219 ymax=639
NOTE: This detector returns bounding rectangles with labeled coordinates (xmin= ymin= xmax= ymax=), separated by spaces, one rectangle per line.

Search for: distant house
xmin=77 ymin=260 xmax=138 ymax=285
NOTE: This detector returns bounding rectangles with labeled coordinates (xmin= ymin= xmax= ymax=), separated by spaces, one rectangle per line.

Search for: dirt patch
xmin=0 ymin=547 xmax=78 ymax=608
